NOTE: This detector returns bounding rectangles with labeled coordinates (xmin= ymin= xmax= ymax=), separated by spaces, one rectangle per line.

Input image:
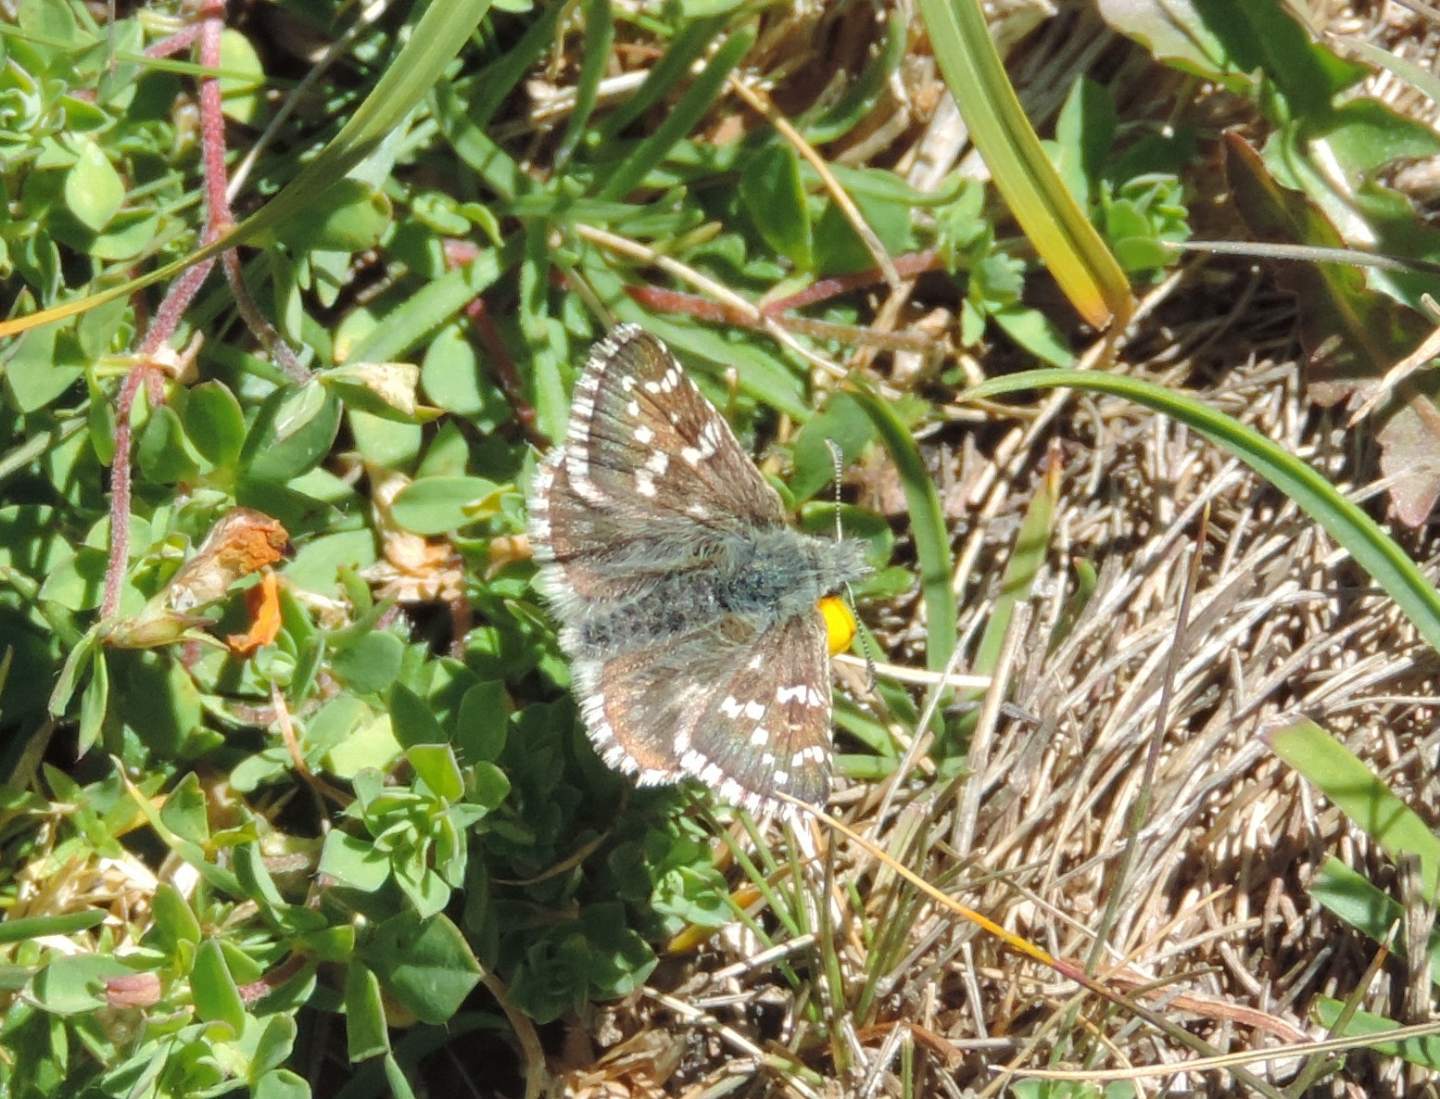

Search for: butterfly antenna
xmin=826 ymin=439 xmax=845 ymax=545
xmin=825 ymin=440 xmax=877 ymax=693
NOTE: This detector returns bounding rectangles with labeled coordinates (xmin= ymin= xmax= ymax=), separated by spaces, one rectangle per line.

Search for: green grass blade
xmin=348 ymin=237 xmax=521 ymax=364
xmin=1272 ymin=719 xmax=1440 ymax=900
xmin=917 ymin=0 xmax=1130 ymax=328
xmin=849 ymin=386 xmax=956 ymax=672
xmin=966 ymin=369 xmax=1440 ymax=655
xmin=466 ymin=1 xmax=565 ymax=132
xmin=0 ymin=0 xmax=496 ymax=338
xmin=597 ymin=16 xmax=728 ymax=141
xmin=971 ymin=456 xmax=1057 ymax=676
xmin=553 ymin=0 xmax=613 ymax=169
xmin=595 ymin=27 xmax=754 ymax=202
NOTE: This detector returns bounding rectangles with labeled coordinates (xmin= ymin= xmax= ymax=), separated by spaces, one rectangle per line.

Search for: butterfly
xmin=527 ymin=325 xmax=870 ymax=816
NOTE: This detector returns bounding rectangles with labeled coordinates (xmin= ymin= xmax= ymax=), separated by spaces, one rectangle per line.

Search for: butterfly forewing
xmin=564 ymin=325 xmax=785 ymax=529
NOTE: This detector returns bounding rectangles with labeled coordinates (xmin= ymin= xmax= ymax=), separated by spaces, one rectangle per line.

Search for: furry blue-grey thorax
xmin=527 ymin=324 xmax=869 ymax=817
xmin=568 ymin=527 xmax=870 ymax=659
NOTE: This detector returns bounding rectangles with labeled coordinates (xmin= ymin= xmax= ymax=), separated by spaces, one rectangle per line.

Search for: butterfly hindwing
xmin=573 ymin=610 xmax=833 ymax=813
xmin=680 ymin=612 xmax=833 ymax=812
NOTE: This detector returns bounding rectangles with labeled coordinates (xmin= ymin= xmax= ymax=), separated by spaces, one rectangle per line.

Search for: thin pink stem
xmin=139 ymin=255 xmax=217 ymax=355
xmin=145 ymin=25 xmax=202 ymax=59
xmin=198 ymin=15 xmax=232 ymax=230
xmin=101 ymin=367 xmax=152 ymax=619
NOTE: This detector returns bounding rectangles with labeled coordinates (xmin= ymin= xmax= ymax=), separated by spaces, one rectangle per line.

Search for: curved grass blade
xmin=0 ymin=0 xmax=496 ymax=339
xmin=595 ymin=27 xmax=754 ymax=202
xmin=917 ymin=0 xmax=1131 ymax=329
xmin=965 ymin=369 xmax=1440 ymax=654
xmin=848 ymin=386 xmax=956 ymax=672
xmin=1271 ymin=718 xmax=1440 ymax=900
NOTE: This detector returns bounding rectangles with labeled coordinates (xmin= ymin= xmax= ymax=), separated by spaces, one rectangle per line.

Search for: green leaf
xmin=138 ymin=405 xmax=203 ymax=485
xmin=1308 ymin=857 xmax=1429 ymax=977
xmin=344 ymin=963 xmax=390 ymax=1062
xmin=0 ymin=910 xmax=106 ymax=944
xmin=361 ymin=913 xmax=483 ymax=1025
xmin=470 ymin=762 xmax=511 ymax=811
xmin=5 ymin=324 xmax=82 ymax=413
xmin=241 ymin=383 xmax=343 ymax=484
xmin=383 ymin=1054 xmax=419 ymax=1099
xmin=420 ymin=324 xmax=504 ymax=423
xmin=38 ymin=546 xmax=107 ymax=612
xmin=408 ymin=745 xmax=464 ymax=803
xmin=277 ymin=179 xmax=392 ymax=255
xmin=183 ymin=381 xmax=247 ymax=470
xmin=973 ymin=460 xmax=1056 ymax=682
xmin=811 ymin=178 xmax=913 ymax=275
xmin=331 ymin=631 xmax=405 ymax=696
xmin=32 ymin=954 xmax=133 ymax=1015
xmin=598 ymin=15 xmax=728 ymax=141
xmin=252 ymin=1014 xmax=299 ymax=1079
xmin=253 ymin=1069 xmax=310 ymax=1099
xmin=596 ymin=27 xmax=755 ymax=201
xmin=349 ymin=238 xmax=521 ymax=365
xmin=390 ymin=476 xmax=502 ymax=534
xmin=1312 ymin=1001 xmax=1440 ymax=1069
xmin=389 ymin=682 xmax=445 ymax=750
xmin=219 ymin=29 xmax=266 ymax=125
xmin=455 ymin=682 xmax=508 ymax=762
xmin=77 ymin=647 xmax=108 ymax=757
xmin=64 ymin=139 xmax=124 ymax=232
xmin=318 ymin=830 xmax=391 ymax=893
xmin=151 ymin=882 xmax=203 ymax=949
xmin=553 ymin=0 xmax=612 ymax=169
xmin=803 ymin=10 xmax=906 ymax=144
xmin=283 ymin=530 xmax=379 ymax=597
xmin=740 ymin=143 xmax=812 ymax=269
xmin=191 ymin=938 xmax=246 ymax=1033
xmin=789 ymin=392 xmax=876 ymax=502
xmin=919 ymin=0 xmax=1128 ymax=327
xmin=159 ymin=773 xmax=210 ymax=847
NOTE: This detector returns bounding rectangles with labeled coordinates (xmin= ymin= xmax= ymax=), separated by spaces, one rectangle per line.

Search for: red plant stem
xmin=198 ymin=15 xmax=231 ymax=228
xmin=138 ymin=255 xmax=217 ymax=356
xmin=762 ymin=250 xmax=942 ymax=315
xmin=100 ymin=366 xmax=152 ymax=619
xmin=625 ymin=285 xmax=751 ymax=324
xmin=464 ymin=297 xmax=547 ymax=447
xmin=144 ymin=24 xmax=202 ymax=59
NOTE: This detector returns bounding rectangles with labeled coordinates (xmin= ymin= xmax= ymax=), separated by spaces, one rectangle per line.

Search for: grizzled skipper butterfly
xmin=528 ymin=325 xmax=868 ymax=815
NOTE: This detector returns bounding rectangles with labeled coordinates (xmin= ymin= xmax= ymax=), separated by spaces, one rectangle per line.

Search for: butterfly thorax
xmin=567 ymin=528 xmax=869 ymax=659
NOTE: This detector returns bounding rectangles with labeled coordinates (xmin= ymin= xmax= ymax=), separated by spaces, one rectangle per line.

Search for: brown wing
xmin=561 ymin=325 xmax=785 ymax=529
